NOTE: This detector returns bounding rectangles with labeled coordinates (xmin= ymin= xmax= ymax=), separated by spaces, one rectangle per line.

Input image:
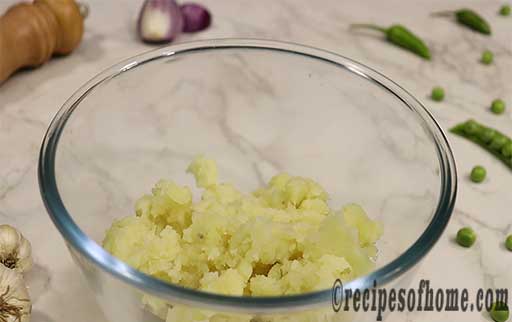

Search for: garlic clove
xmin=0 ymin=225 xmax=19 ymax=256
xmin=0 ymin=265 xmax=31 ymax=322
xmin=137 ymin=0 xmax=183 ymax=44
xmin=14 ymin=238 xmax=32 ymax=274
xmin=0 ymin=225 xmax=33 ymax=274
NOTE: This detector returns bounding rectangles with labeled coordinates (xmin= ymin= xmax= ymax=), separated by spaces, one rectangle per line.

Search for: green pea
xmin=502 ymin=142 xmax=512 ymax=158
xmin=500 ymin=4 xmax=511 ymax=16
xmin=456 ymin=227 xmax=477 ymax=247
xmin=490 ymin=301 xmax=509 ymax=322
xmin=431 ymin=87 xmax=445 ymax=101
xmin=479 ymin=127 xmax=496 ymax=143
xmin=481 ymin=50 xmax=494 ymax=64
xmin=464 ymin=119 xmax=480 ymax=135
xmin=506 ymin=235 xmax=512 ymax=251
xmin=491 ymin=99 xmax=506 ymax=114
xmin=490 ymin=135 xmax=508 ymax=151
xmin=470 ymin=165 xmax=487 ymax=183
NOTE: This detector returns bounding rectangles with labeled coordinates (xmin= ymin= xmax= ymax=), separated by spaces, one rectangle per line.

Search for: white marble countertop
xmin=0 ymin=0 xmax=511 ymax=321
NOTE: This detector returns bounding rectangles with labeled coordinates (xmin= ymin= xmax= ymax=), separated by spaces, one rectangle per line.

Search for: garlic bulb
xmin=0 ymin=266 xmax=31 ymax=322
xmin=0 ymin=225 xmax=32 ymax=273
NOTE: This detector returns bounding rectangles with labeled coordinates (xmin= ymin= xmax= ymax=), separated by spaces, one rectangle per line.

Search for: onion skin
xmin=137 ymin=0 xmax=183 ymax=44
xmin=180 ymin=3 xmax=211 ymax=33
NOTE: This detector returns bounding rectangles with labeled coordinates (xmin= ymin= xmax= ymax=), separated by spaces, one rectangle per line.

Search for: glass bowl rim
xmin=38 ymin=38 xmax=457 ymax=312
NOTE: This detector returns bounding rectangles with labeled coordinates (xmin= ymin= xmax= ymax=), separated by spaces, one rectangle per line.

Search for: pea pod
xmin=450 ymin=120 xmax=512 ymax=169
xmin=350 ymin=24 xmax=431 ymax=60
xmin=433 ymin=8 xmax=492 ymax=35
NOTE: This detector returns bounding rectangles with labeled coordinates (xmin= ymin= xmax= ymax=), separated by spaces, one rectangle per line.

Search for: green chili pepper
xmin=350 ymin=24 xmax=431 ymax=60
xmin=451 ymin=120 xmax=512 ymax=170
xmin=456 ymin=9 xmax=492 ymax=34
xmin=433 ymin=8 xmax=492 ymax=35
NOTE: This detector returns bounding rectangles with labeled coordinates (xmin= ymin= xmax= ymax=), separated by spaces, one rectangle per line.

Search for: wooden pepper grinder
xmin=0 ymin=0 xmax=88 ymax=84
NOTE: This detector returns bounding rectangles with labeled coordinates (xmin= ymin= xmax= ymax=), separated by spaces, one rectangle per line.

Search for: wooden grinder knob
xmin=0 ymin=0 xmax=86 ymax=84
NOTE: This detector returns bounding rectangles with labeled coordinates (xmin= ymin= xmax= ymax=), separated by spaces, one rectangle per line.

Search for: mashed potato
xmin=103 ymin=156 xmax=382 ymax=321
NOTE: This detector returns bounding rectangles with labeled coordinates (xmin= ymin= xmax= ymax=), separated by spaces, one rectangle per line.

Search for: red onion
xmin=137 ymin=0 xmax=183 ymax=44
xmin=180 ymin=3 xmax=211 ymax=33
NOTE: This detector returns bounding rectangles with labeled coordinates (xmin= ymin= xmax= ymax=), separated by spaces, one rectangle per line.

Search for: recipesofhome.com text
xmin=331 ymin=279 xmax=509 ymax=321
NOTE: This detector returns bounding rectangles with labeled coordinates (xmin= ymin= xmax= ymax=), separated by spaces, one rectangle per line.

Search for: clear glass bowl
xmin=39 ymin=39 xmax=457 ymax=322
